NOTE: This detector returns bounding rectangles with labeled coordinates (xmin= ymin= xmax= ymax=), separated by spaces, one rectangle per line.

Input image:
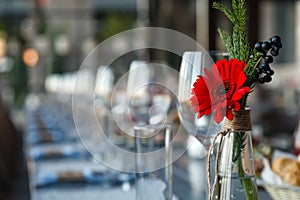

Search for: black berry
xmin=257 ymin=67 xmax=263 ymax=74
xmin=272 ymin=46 xmax=279 ymax=52
xmin=258 ymin=78 xmax=265 ymax=84
xmin=265 ymin=69 xmax=274 ymax=76
xmin=255 ymin=72 xmax=259 ymax=79
xmin=263 ymin=75 xmax=272 ymax=83
xmin=264 ymin=55 xmax=273 ymax=63
xmin=261 ymin=63 xmax=270 ymax=71
xmin=276 ymin=42 xmax=282 ymax=48
xmin=271 ymin=36 xmax=281 ymax=45
xmin=253 ymin=36 xmax=282 ymax=84
xmin=271 ymin=50 xmax=279 ymax=56
xmin=268 ymin=38 xmax=273 ymax=44
xmin=262 ymin=42 xmax=271 ymax=51
xmin=255 ymin=42 xmax=263 ymax=52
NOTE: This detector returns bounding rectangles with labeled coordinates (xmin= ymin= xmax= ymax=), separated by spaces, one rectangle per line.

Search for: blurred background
xmin=0 ymin=0 xmax=300 ymax=199
xmin=0 ymin=0 xmax=298 ymax=108
xmin=0 ymin=0 xmax=297 ymax=107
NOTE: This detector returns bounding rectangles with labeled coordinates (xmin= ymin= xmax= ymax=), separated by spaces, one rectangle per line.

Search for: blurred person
xmin=0 ymin=96 xmax=18 ymax=199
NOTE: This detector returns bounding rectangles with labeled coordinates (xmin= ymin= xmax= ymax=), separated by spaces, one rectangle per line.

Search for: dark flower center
xmin=212 ymin=82 xmax=226 ymax=98
xmin=224 ymin=80 xmax=236 ymax=97
xmin=212 ymin=80 xmax=235 ymax=99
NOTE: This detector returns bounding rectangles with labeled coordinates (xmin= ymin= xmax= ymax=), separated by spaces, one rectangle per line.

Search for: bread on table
xmin=272 ymin=157 xmax=300 ymax=186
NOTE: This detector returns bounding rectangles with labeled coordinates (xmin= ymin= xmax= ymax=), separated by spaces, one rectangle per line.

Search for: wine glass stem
xmin=134 ymin=127 xmax=144 ymax=200
xmin=164 ymin=125 xmax=173 ymax=200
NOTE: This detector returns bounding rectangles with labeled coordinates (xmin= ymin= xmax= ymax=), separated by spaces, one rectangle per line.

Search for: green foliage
xmin=232 ymin=132 xmax=247 ymax=162
xmin=217 ymin=28 xmax=235 ymax=57
xmin=244 ymin=50 xmax=261 ymax=86
xmin=212 ymin=0 xmax=250 ymax=62
xmin=213 ymin=0 xmax=261 ymax=87
xmin=212 ymin=2 xmax=236 ymax=25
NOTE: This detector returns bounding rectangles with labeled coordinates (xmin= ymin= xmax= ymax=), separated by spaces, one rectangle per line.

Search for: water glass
xmin=134 ymin=125 xmax=173 ymax=200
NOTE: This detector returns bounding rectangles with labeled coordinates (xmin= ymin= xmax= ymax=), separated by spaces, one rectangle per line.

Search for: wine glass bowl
xmin=111 ymin=60 xmax=177 ymax=138
xmin=177 ymin=51 xmax=224 ymax=151
xmin=128 ymin=86 xmax=152 ymax=124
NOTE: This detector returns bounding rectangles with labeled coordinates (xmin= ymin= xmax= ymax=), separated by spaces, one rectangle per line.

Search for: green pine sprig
xmin=212 ymin=0 xmax=250 ymax=61
xmin=232 ymin=132 xmax=247 ymax=162
xmin=213 ymin=0 xmax=260 ymax=87
xmin=245 ymin=50 xmax=262 ymax=86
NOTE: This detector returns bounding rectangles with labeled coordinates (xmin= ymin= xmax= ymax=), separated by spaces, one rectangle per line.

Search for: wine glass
xmin=95 ymin=65 xmax=114 ymax=103
xmin=112 ymin=60 xmax=177 ymax=137
xmin=177 ymin=51 xmax=225 ymax=154
xmin=110 ymin=61 xmax=177 ymax=198
xmin=127 ymin=61 xmax=173 ymax=126
xmin=94 ymin=65 xmax=115 ymax=141
xmin=134 ymin=124 xmax=173 ymax=200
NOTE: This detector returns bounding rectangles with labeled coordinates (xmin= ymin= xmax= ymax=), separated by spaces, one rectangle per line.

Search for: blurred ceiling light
xmin=20 ymin=19 xmax=34 ymax=40
xmin=112 ymin=36 xmax=129 ymax=54
xmin=7 ymin=37 xmax=20 ymax=56
xmin=34 ymin=35 xmax=50 ymax=55
xmin=0 ymin=31 xmax=7 ymax=58
xmin=82 ymin=38 xmax=96 ymax=56
xmin=35 ymin=0 xmax=51 ymax=7
xmin=54 ymin=34 xmax=70 ymax=56
xmin=23 ymin=48 xmax=39 ymax=67
xmin=0 ymin=57 xmax=14 ymax=73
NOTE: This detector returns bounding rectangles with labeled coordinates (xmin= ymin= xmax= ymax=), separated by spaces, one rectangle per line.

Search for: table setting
xmin=21 ymin=0 xmax=295 ymax=199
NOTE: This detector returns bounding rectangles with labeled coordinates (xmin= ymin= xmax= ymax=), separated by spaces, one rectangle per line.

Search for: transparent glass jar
xmin=209 ymin=108 xmax=258 ymax=200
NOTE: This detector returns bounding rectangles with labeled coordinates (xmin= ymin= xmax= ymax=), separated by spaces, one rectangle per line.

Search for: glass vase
xmin=209 ymin=108 xmax=258 ymax=200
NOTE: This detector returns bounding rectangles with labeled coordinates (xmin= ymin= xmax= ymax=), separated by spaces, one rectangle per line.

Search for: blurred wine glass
xmin=110 ymin=60 xmax=177 ymax=152
xmin=134 ymin=124 xmax=173 ymax=200
xmin=95 ymin=65 xmax=114 ymax=107
xmin=126 ymin=61 xmax=173 ymax=127
xmin=177 ymin=51 xmax=226 ymax=154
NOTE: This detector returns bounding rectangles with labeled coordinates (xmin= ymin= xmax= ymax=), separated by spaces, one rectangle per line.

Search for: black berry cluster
xmin=254 ymin=35 xmax=282 ymax=84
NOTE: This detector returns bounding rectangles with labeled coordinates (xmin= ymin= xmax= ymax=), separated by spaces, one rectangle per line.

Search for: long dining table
xmin=23 ymin=94 xmax=273 ymax=200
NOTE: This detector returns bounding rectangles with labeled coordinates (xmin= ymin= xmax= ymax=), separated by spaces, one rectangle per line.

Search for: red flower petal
xmin=204 ymin=69 xmax=218 ymax=87
xmin=226 ymin=109 xmax=233 ymax=120
xmin=213 ymin=63 xmax=222 ymax=80
xmin=214 ymin=109 xmax=225 ymax=124
xmin=231 ymin=86 xmax=251 ymax=101
xmin=190 ymin=58 xmax=250 ymax=123
xmin=232 ymin=101 xmax=241 ymax=111
xmin=197 ymin=111 xmax=205 ymax=119
xmin=236 ymin=72 xmax=246 ymax=88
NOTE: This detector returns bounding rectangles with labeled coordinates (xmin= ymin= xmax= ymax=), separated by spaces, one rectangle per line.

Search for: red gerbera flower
xmin=190 ymin=58 xmax=250 ymax=123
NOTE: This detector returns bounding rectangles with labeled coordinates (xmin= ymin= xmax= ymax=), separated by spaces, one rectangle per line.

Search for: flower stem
xmin=237 ymin=146 xmax=258 ymax=200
